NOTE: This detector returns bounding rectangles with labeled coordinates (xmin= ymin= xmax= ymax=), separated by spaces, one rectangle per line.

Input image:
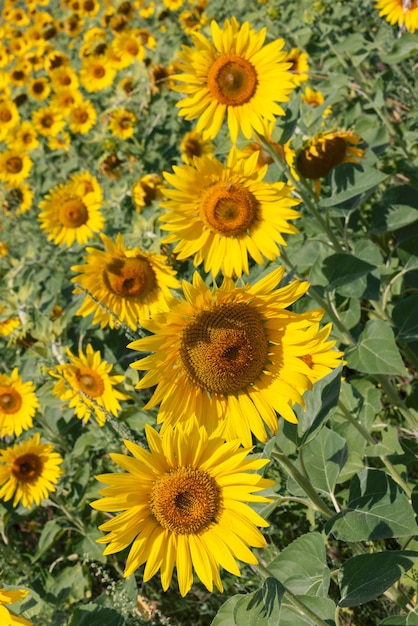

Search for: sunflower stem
xmin=373 ymin=374 xmax=418 ymax=431
xmin=254 ymin=563 xmax=332 ymax=626
xmin=271 ymin=446 xmax=334 ymax=520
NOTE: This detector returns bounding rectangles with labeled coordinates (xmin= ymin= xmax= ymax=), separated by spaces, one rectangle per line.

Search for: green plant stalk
xmin=374 ymin=374 xmax=418 ymax=431
xmin=271 ymin=446 xmax=334 ymax=520
xmin=255 ymin=562 xmax=332 ymax=626
xmin=337 ymin=400 xmax=412 ymax=497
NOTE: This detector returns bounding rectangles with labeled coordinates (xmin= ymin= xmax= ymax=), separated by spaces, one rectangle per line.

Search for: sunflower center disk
xmin=200 ymin=182 xmax=259 ymax=236
xmin=12 ymin=453 xmax=43 ymax=482
xmin=76 ymin=369 xmax=105 ymax=397
xmin=207 ymin=55 xmax=258 ymax=106
xmin=6 ymin=157 xmax=23 ymax=173
xmin=103 ymin=256 xmax=157 ymax=298
xmin=150 ymin=466 xmax=221 ymax=535
xmin=180 ymin=302 xmax=268 ymax=394
xmin=297 ymin=136 xmax=347 ymax=179
xmin=59 ymin=197 xmax=89 ymax=227
xmin=0 ymin=389 xmax=22 ymax=414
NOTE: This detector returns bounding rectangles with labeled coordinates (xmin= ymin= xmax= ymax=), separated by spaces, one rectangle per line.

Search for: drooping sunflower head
xmin=160 ymin=150 xmax=300 ymax=277
xmin=174 ymin=17 xmax=295 ymax=142
xmin=0 ymin=433 xmax=63 ymax=509
xmin=296 ymin=130 xmax=366 ymax=190
xmin=132 ymin=173 xmax=165 ymax=210
xmin=71 ymin=233 xmax=180 ymax=329
xmin=91 ymin=418 xmax=274 ymax=595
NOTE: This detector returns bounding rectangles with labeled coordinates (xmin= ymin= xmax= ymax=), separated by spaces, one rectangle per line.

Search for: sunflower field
xmin=1 ymin=0 xmax=418 ymax=624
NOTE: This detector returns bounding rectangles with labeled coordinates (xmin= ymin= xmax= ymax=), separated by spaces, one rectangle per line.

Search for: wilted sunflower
xmin=0 ymin=588 xmax=33 ymax=626
xmin=160 ymin=150 xmax=300 ymax=278
xmin=0 ymin=150 xmax=33 ymax=186
xmin=129 ymin=267 xmax=342 ymax=446
xmin=0 ymin=433 xmax=63 ymax=509
xmin=180 ymin=129 xmax=214 ymax=165
xmin=295 ymin=130 xmax=366 ymax=193
xmin=0 ymin=368 xmax=40 ymax=437
xmin=50 ymin=344 xmax=129 ymax=426
xmin=91 ymin=418 xmax=273 ymax=596
xmin=376 ymin=0 xmax=418 ymax=32
xmin=38 ymin=178 xmax=104 ymax=247
xmin=174 ymin=17 xmax=295 ymax=142
xmin=71 ymin=233 xmax=180 ymax=329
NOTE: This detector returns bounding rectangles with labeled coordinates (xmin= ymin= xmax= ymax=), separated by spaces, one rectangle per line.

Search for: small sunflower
xmin=80 ymin=56 xmax=117 ymax=92
xmin=0 ymin=311 xmax=20 ymax=337
xmin=0 ymin=99 xmax=20 ymax=137
xmin=295 ymin=130 xmax=366 ymax=193
xmin=111 ymin=33 xmax=145 ymax=67
xmin=302 ymin=86 xmax=332 ymax=117
xmin=49 ymin=66 xmax=80 ymax=91
xmin=32 ymin=105 xmax=66 ymax=137
xmin=108 ymin=107 xmax=137 ymax=140
xmin=174 ymin=17 xmax=295 ymax=142
xmin=27 ymin=76 xmax=51 ymax=101
xmin=91 ymin=418 xmax=274 ymax=596
xmin=2 ymin=183 xmax=34 ymax=215
xmin=0 ymin=368 xmax=40 ymax=437
xmin=71 ymin=233 xmax=180 ymax=330
xmin=38 ymin=178 xmax=104 ymax=247
xmin=6 ymin=121 xmax=40 ymax=152
xmin=180 ymin=129 xmax=214 ymax=165
xmin=0 ymin=433 xmax=63 ymax=509
xmin=68 ymin=100 xmax=97 ymax=134
xmin=128 ymin=267 xmax=343 ymax=446
xmin=235 ymin=119 xmax=297 ymax=173
xmin=50 ymin=344 xmax=129 ymax=426
xmin=0 ymin=588 xmax=33 ymax=626
xmin=160 ymin=150 xmax=300 ymax=278
xmin=0 ymin=150 xmax=33 ymax=186
xmin=132 ymin=173 xmax=165 ymax=210
xmin=376 ymin=0 xmax=418 ymax=32
xmin=284 ymin=47 xmax=310 ymax=86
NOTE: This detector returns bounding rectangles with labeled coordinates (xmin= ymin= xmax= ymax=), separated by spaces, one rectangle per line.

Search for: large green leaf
xmin=321 ymin=163 xmax=389 ymax=207
xmin=299 ymin=427 xmax=347 ymax=495
xmin=69 ymin=605 xmax=125 ymax=626
xmin=322 ymin=254 xmax=376 ymax=291
xmin=32 ymin=520 xmax=64 ymax=562
xmin=326 ymin=469 xmax=418 ymax=541
xmin=267 ymin=533 xmax=330 ymax=597
xmin=268 ymin=596 xmax=336 ymax=626
xmin=211 ymin=578 xmax=284 ymax=626
xmin=346 ymin=319 xmax=408 ymax=376
xmin=392 ymin=296 xmax=418 ymax=343
xmin=338 ymin=551 xmax=418 ymax=608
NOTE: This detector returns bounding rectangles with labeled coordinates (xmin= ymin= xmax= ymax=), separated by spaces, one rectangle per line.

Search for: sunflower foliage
xmin=0 ymin=0 xmax=417 ymax=625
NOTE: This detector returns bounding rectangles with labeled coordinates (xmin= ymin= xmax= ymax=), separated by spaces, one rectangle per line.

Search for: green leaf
xmin=380 ymin=33 xmax=418 ymax=63
xmin=322 ymin=254 xmax=376 ymax=291
xmin=338 ymin=551 xmax=418 ymax=608
xmin=270 ymin=596 xmax=336 ymax=626
xmin=321 ymin=164 xmax=389 ymax=207
xmin=211 ymin=578 xmax=284 ymax=626
xmin=326 ymin=469 xmax=418 ymax=541
xmin=346 ymin=319 xmax=408 ymax=376
xmin=392 ymin=296 xmax=418 ymax=343
xmin=300 ymin=427 xmax=347 ymax=495
xmin=32 ymin=520 xmax=64 ymax=562
xmin=267 ymin=533 xmax=330 ymax=597
xmin=69 ymin=605 xmax=125 ymax=626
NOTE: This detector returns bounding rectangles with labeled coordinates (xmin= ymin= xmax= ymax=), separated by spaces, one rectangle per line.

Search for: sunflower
xmin=284 ymin=47 xmax=309 ymax=86
xmin=174 ymin=17 xmax=295 ymax=142
xmin=295 ymin=130 xmax=366 ymax=193
xmin=302 ymin=87 xmax=332 ymax=118
xmin=108 ymin=107 xmax=137 ymax=139
xmin=91 ymin=418 xmax=273 ymax=596
xmin=80 ymin=56 xmax=117 ymax=92
xmin=38 ymin=178 xmax=104 ymax=247
xmin=160 ymin=150 xmax=300 ymax=278
xmin=128 ymin=267 xmax=343 ymax=446
xmin=111 ymin=32 xmax=145 ymax=67
xmin=0 ymin=588 xmax=33 ymax=626
xmin=50 ymin=344 xmax=129 ymax=426
xmin=68 ymin=100 xmax=97 ymax=134
xmin=32 ymin=105 xmax=66 ymax=137
xmin=27 ymin=76 xmax=51 ymax=101
xmin=0 ymin=99 xmax=20 ymax=138
xmin=0 ymin=368 xmax=40 ymax=437
xmin=0 ymin=433 xmax=63 ymax=509
xmin=78 ymin=0 xmax=101 ymax=18
xmin=49 ymin=66 xmax=80 ymax=91
xmin=180 ymin=129 xmax=214 ymax=165
xmin=295 ymin=322 xmax=344 ymax=385
xmin=376 ymin=0 xmax=418 ymax=33
xmin=6 ymin=121 xmax=40 ymax=152
xmin=132 ymin=174 xmax=165 ymax=210
xmin=71 ymin=233 xmax=180 ymax=329
xmin=0 ymin=150 xmax=33 ymax=186
xmin=235 ymin=119 xmax=297 ymax=173
xmin=0 ymin=306 xmax=20 ymax=337
xmin=3 ymin=183 xmax=34 ymax=215
xmin=9 ymin=63 xmax=31 ymax=87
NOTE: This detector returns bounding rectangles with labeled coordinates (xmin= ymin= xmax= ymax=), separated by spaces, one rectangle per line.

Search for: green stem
xmin=374 ymin=375 xmax=418 ymax=431
xmin=337 ymin=400 xmax=412 ymax=497
xmin=255 ymin=563 xmax=332 ymax=626
xmin=272 ymin=446 xmax=335 ymax=520
xmin=297 ymin=179 xmax=344 ymax=253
